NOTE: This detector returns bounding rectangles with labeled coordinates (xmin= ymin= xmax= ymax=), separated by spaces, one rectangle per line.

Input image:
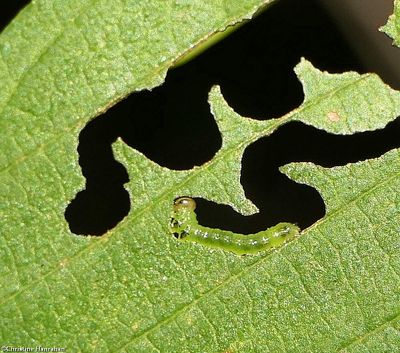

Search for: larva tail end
xmin=273 ymin=222 xmax=300 ymax=240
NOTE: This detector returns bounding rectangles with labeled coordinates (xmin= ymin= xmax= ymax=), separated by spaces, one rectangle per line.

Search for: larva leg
xmin=169 ymin=197 xmax=300 ymax=255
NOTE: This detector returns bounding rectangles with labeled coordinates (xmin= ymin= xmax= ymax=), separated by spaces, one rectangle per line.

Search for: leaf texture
xmin=1 ymin=1 xmax=400 ymax=352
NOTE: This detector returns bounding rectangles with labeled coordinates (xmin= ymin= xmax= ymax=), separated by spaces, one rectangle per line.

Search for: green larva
xmin=169 ymin=197 xmax=300 ymax=256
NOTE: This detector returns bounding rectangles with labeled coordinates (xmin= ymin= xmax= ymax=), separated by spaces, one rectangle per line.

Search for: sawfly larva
xmin=169 ymin=197 xmax=300 ymax=256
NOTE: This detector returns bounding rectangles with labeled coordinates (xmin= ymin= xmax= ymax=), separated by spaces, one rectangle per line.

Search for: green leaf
xmin=1 ymin=2 xmax=400 ymax=353
xmin=291 ymin=58 xmax=400 ymax=134
xmin=381 ymin=0 xmax=400 ymax=47
xmin=280 ymin=150 xmax=400 ymax=353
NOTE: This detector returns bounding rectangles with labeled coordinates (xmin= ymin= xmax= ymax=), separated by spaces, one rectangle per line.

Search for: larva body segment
xmin=170 ymin=197 xmax=300 ymax=256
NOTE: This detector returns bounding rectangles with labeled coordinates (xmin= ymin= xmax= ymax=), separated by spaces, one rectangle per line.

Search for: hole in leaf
xmin=65 ymin=74 xmax=222 ymax=236
xmin=196 ymin=118 xmax=400 ymax=233
xmin=64 ymin=0 xmax=400 ymax=236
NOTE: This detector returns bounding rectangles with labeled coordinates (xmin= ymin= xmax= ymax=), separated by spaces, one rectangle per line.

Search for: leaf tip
xmin=294 ymin=57 xmax=315 ymax=77
xmin=379 ymin=1 xmax=400 ymax=47
xmin=279 ymin=162 xmax=319 ymax=186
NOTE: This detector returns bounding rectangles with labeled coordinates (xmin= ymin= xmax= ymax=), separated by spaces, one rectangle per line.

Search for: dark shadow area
xmin=3 ymin=1 xmax=399 ymax=235
xmin=0 ymin=1 xmax=30 ymax=32
xmin=64 ymin=74 xmax=222 ymax=235
xmin=195 ymin=118 xmax=400 ymax=232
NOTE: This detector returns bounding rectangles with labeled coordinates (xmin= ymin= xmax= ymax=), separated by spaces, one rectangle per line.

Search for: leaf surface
xmin=1 ymin=1 xmax=400 ymax=352
xmin=381 ymin=0 xmax=400 ymax=47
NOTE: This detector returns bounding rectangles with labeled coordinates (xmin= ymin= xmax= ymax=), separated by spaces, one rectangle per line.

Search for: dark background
xmin=2 ymin=0 xmax=400 ymax=236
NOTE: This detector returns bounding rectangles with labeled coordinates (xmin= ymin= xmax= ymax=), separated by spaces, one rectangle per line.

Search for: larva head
xmin=173 ymin=197 xmax=196 ymax=212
